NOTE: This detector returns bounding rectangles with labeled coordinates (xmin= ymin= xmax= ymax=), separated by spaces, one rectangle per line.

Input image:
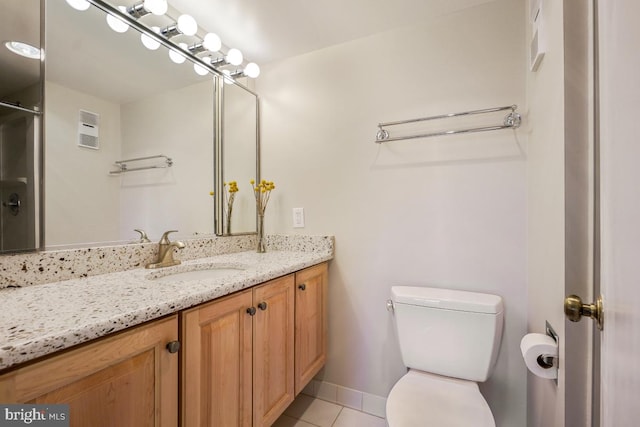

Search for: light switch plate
xmin=293 ymin=208 xmax=305 ymax=228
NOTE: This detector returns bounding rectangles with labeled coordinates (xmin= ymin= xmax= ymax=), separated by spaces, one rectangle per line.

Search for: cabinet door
xmin=253 ymin=275 xmax=295 ymax=427
xmin=181 ymin=289 xmax=253 ymax=427
xmin=294 ymin=262 xmax=328 ymax=394
xmin=0 ymin=315 xmax=179 ymax=427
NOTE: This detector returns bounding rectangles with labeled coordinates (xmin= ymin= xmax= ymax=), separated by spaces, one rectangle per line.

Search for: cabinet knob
xmin=166 ymin=340 xmax=180 ymax=354
xmin=298 ymin=284 xmax=306 ymax=291
xmin=258 ymin=302 xmax=268 ymax=311
xmin=247 ymin=307 xmax=257 ymax=316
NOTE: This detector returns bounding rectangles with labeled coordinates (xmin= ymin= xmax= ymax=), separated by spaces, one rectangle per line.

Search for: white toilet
xmin=386 ymin=286 xmax=504 ymax=427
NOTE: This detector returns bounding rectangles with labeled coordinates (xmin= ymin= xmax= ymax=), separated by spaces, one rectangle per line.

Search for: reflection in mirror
xmin=0 ymin=0 xmax=41 ymax=109
xmin=45 ymin=1 xmax=219 ymax=248
xmin=0 ymin=0 xmax=261 ymax=252
xmin=218 ymin=81 xmax=259 ymax=235
xmin=0 ymin=0 xmax=42 ymax=253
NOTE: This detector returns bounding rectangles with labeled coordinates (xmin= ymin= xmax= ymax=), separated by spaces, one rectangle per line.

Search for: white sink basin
xmin=149 ymin=265 xmax=246 ymax=283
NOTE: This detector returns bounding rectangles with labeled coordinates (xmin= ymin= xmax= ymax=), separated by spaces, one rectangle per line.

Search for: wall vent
xmin=78 ymin=110 xmax=100 ymax=149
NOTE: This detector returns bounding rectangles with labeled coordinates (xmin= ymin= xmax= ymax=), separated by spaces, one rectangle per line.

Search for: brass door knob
xmin=564 ymin=295 xmax=604 ymax=330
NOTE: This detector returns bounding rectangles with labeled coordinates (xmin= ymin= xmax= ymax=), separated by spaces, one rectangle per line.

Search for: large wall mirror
xmin=0 ymin=0 xmax=259 ymax=253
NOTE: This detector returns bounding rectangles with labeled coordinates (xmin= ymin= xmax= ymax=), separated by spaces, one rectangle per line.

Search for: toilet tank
xmin=391 ymin=286 xmax=504 ymax=382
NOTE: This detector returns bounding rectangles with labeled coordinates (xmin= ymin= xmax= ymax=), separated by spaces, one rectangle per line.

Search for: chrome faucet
xmin=145 ymin=230 xmax=185 ymax=269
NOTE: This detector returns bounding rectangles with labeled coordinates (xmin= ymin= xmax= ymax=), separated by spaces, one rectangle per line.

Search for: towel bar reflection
xmin=375 ymin=105 xmax=521 ymax=143
xmin=109 ymin=155 xmax=173 ymax=175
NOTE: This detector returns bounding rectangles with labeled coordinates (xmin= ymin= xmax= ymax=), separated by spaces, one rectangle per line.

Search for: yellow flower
xmin=221 ymin=180 xmax=239 ymax=194
xmin=251 ymin=178 xmax=276 ymax=215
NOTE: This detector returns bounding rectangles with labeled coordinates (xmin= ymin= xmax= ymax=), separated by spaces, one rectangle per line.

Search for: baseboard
xmin=301 ymin=379 xmax=387 ymax=419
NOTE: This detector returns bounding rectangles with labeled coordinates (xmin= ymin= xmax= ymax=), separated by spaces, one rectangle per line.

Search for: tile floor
xmin=273 ymin=394 xmax=387 ymax=427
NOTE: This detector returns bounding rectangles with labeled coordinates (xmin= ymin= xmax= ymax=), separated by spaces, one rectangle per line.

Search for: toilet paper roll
xmin=520 ymin=333 xmax=558 ymax=379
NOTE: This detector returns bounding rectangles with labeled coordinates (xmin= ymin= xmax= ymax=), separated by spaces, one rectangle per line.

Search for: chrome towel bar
xmin=0 ymin=100 xmax=42 ymax=115
xmin=375 ymin=105 xmax=521 ymax=143
xmin=109 ymin=154 xmax=173 ymax=175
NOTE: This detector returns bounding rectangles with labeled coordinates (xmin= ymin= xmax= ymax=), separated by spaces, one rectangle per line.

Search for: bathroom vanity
xmin=182 ymin=262 xmax=327 ymax=426
xmin=0 ymin=314 xmax=179 ymax=425
xmin=0 ymin=236 xmax=332 ymax=427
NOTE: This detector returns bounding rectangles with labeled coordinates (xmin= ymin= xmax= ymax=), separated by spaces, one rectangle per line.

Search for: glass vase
xmin=256 ymin=214 xmax=266 ymax=253
xmin=225 ymin=207 xmax=232 ymax=235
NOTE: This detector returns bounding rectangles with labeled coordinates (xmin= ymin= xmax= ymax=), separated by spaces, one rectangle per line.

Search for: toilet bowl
xmin=386 ymin=370 xmax=495 ymax=427
xmin=386 ymin=286 xmax=503 ymax=427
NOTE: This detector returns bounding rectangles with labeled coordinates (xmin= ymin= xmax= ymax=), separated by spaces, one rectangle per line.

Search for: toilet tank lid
xmin=391 ymin=286 xmax=503 ymax=314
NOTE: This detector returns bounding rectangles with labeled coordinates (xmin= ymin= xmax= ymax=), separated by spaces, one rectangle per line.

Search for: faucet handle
xmin=134 ymin=229 xmax=151 ymax=243
xmin=159 ymin=230 xmax=179 ymax=244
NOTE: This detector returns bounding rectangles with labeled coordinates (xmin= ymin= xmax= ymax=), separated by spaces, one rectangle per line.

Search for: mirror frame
xmin=214 ymin=77 xmax=260 ymax=236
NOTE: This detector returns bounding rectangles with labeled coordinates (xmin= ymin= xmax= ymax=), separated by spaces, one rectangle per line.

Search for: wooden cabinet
xmin=252 ymin=275 xmax=295 ymax=427
xmin=0 ymin=262 xmax=327 ymax=427
xmin=294 ymin=262 xmax=328 ymax=395
xmin=181 ymin=289 xmax=253 ymax=427
xmin=181 ymin=274 xmax=295 ymax=427
xmin=0 ymin=315 xmax=179 ymax=427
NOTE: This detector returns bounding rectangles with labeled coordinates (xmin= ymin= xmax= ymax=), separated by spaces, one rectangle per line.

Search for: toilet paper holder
xmin=538 ymin=321 xmax=559 ymax=370
xmin=536 ymin=354 xmax=556 ymax=369
xmin=520 ymin=322 xmax=560 ymax=382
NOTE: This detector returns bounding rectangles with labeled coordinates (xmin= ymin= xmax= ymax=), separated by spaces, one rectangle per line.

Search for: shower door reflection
xmin=0 ymin=108 xmax=39 ymax=252
xmin=0 ymin=0 xmax=42 ymax=252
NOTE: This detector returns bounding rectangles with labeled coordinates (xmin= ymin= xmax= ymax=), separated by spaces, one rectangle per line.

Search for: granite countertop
xmin=0 ymin=250 xmax=332 ymax=371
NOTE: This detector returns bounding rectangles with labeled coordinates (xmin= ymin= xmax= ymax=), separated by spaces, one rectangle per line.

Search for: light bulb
xmin=202 ymin=33 xmax=221 ymax=52
xmin=226 ymin=48 xmax=243 ymax=66
xmin=194 ymin=57 xmax=211 ymax=76
xmin=5 ymin=41 xmax=40 ymax=59
xmin=177 ymin=14 xmax=198 ymax=36
xmin=141 ymin=26 xmax=161 ymax=50
xmin=143 ymin=0 xmax=167 ymax=15
xmin=244 ymin=62 xmax=260 ymax=78
xmin=169 ymin=43 xmax=188 ymax=64
xmin=106 ymin=6 xmax=129 ymax=33
xmin=65 ymin=0 xmax=90 ymax=11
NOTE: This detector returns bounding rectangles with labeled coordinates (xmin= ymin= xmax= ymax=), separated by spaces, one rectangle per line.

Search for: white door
xmin=597 ymin=0 xmax=640 ymax=424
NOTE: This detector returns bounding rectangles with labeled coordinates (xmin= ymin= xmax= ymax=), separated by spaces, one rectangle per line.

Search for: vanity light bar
xmin=160 ymin=14 xmax=198 ymax=38
xmin=76 ymin=0 xmax=259 ymax=81
xmin=229 ymin=62 xmax=260 ymax=79
xmin=126 ymin=2 xmax=151 ymax=19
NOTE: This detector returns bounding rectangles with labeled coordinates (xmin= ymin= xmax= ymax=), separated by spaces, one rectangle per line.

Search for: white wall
xmin=45 ymin=81 xmax=122 ymax=246
xmin=257 ymin=0 xmax=527 ymax=424
xmin=119 ymin=80 xmax=215 ymax=241
xmin=525 ymin=0 xmax=567 ymax=425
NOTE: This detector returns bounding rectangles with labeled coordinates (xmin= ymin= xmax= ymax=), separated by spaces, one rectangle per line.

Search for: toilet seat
xmin=386 ymin=369 xmax=495 ymax=427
